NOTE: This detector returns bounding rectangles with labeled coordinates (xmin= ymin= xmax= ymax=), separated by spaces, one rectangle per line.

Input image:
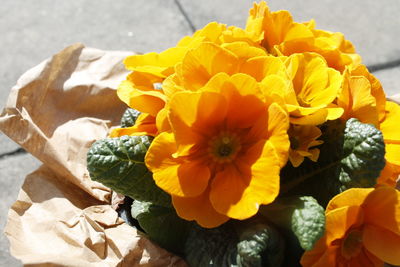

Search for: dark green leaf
xmin=87 ymin=135 xmax=171 ymax=207
xmin=184 ymin=220 xmax=285 ymax=267
xmin=121 ymin=108 xmax=141 ymax=128
xmin=339 ymin=118 xmax=385 ymax=190
xmin=260 ymin=196 xmax=325 ymax=251
xmin=236 ymin=222 xmax=285 ymax=267
xmin=131 ymin=200 xmax=192 ymax=254
xmin=185 ymin=223 xmax=238 ymax=267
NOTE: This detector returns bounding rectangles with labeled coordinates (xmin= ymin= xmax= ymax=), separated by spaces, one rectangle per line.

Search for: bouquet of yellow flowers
xmin=86 ymin=2 xmax=400 ymax=266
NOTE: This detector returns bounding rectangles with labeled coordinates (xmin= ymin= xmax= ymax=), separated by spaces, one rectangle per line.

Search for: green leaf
xmin=339 ymin=118 xmax=386 ymax=190
xmin=120 ymin=108 xmax=141 ymax=128
xmin=87 ymin=135 xmax=171 ymax=207
xmin=184 ymin=220 xmax=285 ymax=267
xmin=260 ymin=196 xmax=325 ymax=251
xmin=184 ymin=223 xmax=238 ymax=267
xmin=280 ymin=118 xmax=385 ymax=205
xmin=236 ymin=222 xmax=285 ymax=267
xmin=131 ymin=200 xmax=192 ymax=254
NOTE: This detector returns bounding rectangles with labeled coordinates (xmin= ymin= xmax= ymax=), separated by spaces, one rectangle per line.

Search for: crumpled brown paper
xmin=0 ymin=43 xmax=187 ymax=266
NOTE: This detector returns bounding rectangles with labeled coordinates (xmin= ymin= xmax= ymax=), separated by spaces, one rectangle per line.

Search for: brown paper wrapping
xmin=0 ymin=43 xmax=186 ymax=266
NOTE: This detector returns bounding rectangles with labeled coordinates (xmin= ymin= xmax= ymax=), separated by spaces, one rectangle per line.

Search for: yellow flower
xmin=117 ymin=22 xmax=259 ymax=117
xmin=337 ymin=65 xmax=387 ymax=128
xmin=245 ymin=1 xmax=314 ymax=52
xmin=282 ymin=53 xmax=344 ymax=125
xmin=301 ymin=187 xmax=400 ymax=267
xmin=145 ymin=74 xmax=290 ymax=228
xmin=288 ymin=125 xmax=323 ymax=167
xmin=245 ymin=1 xmax=361 ymax=72
xmin=162 ymin=41 xmax=284 ymax=98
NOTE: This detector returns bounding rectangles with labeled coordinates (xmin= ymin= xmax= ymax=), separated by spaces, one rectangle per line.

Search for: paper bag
xmin=0 ymin=43 xmax=187 ymax=266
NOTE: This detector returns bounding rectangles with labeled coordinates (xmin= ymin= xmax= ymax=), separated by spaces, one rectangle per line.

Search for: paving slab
xmin=0 ymin=153 xmax=41 ymax=267
xmin=0 ymin=0 xmax=192 ymax=154
xmin=179 ymin=0 xmax=400 ymax=67
xmin=373 ymin=66 xmax=400 ymax=97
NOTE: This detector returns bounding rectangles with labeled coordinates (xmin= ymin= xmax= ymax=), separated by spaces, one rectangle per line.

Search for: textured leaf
xmin=131 ymin=200 xmax=192 ymax=254
xmin=120 ymin=108 xmax=141 ymax=128
xmin=236 ymin=222 xmax=285 ymax=267
xmin=185 ymin=223 xmax=238 ymax=267
xmin=184 ymin=220 xmax=285 ymax=267
xmin=281 ymin=118 xmax=385 ymax=205
xmin=87 ymin=135 xmax=171 ymax=207
xmin=339 ymin=118 xmax=385 ymax=190
xmin=260 ymin=196 xmax=325 ymax=251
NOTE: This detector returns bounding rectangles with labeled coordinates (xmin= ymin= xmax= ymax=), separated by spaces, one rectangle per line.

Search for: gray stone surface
xmin=0 ymin=153 xmax=41 ymax=267
xmin=0 ymin=0 xmax=193 ymax=155
xmin=373 ymin=66 xmax=400 ymax=97
xmin=0 ymin=134 xmax=19 ymax=155
xmin=180 ymin=0 xmax=400 ymax=67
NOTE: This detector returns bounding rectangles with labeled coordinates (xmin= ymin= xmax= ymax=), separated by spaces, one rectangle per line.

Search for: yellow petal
xmin=240 ymin=56 xmax=287 ymax=82
xmin=221 ymin=41 xmax=267 ymax=60
xmin=326 ymin=188 xmax=372 ymax=213
xmin=362 ymin=186 xmax=400 ymax=236
xmin=209 ymin=141 xmax=280 ymax=219
xmin=181 ymin=42 xmax=238 ymax=91
xmin=325 ymin=205 xmax=364 ymax=244
xmin=266 ymin=103 xmax=290 ymax=167
xmin=110 ymin=113 xmax=157 ymax=137
xmin=123 ymin=47 xmax=188 ymax=76
xmin=338 ymin=75 xmax=379 ymax=126
xmin=168 ymin=91 xmax=228 ymax=152
xmin=117 ymin=80 xmax=166 ymax=116
xmin=172 ymin=189 xmax=229 ymax=228
xmin=363 ymin=224 xmax=400 ymax=265
xmin=145 ymin=132 xmax=210 ymax=197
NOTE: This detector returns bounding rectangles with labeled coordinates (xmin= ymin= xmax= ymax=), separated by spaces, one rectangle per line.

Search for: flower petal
xmin=209 ymin=141 xmax=280 ymax=219
xmin=266 ymin=103 xmax=290 ymax=167
xmin=326 ymin=188 xmax=372 ymax=213
xmin=181 ymin=42 xmax=238 ymax=91
xmin=325 ymin=205 xmax=364 ymax=244
xmin=172 ymin=189 xmax=229 ymax=228
xmin=110 ymin=113 xmax=157 ymax=137
xmin=168 ymin=91 xmax=228 ymax=155
xmin=363 ymin=224 xmax=400 ymax=265
xmin=117 ymin=80 xmax=166 ymax=116
xmin=145 ymin=132 xmax=210 ymax=197
xmin=362 ymin=186 xmax=400 ymax=236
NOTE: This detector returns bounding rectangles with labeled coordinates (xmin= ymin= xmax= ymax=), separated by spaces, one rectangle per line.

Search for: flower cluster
xmin=107 ymin=1 xmax=400 ymax=266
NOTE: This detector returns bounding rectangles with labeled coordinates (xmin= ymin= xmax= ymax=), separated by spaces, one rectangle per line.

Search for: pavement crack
xmin=0 ymin=147 xmax=27 ymax=160
xmin=174 ymin=0 xmax=196 ymax=33
xmin=367 ymin=58 xmax=400 ymax=73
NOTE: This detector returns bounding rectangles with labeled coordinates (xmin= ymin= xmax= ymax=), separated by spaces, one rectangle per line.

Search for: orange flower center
xmin=208 ymin=131 xmax=241 ymax=164
xmin=341 ymin=229 xmax=363 ymax=260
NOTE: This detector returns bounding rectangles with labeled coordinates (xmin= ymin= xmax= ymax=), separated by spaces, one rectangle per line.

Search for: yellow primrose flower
xmin=245 ymin=1 xmax=361 ymax=72
xmin=281 ymin=53 xmax=344 ymax=125
xmin=301 ymin=187 xmax=400 ymax=267
xmin=288 ymin=125 xmax=323 ymax=167
xmin=163 ymin=41 xmax=286 ymax=97
xmin=336 ymin=69 xmax=379 ymax=127
xmin=117 ymin=22 xmax=256 ymax=117
xmin=145 ymin=74 xmax=290 ymax=228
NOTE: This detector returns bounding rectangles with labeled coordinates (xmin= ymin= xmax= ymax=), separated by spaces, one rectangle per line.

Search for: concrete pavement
xmin=1 ymin=0 xmax=399 ymax=265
